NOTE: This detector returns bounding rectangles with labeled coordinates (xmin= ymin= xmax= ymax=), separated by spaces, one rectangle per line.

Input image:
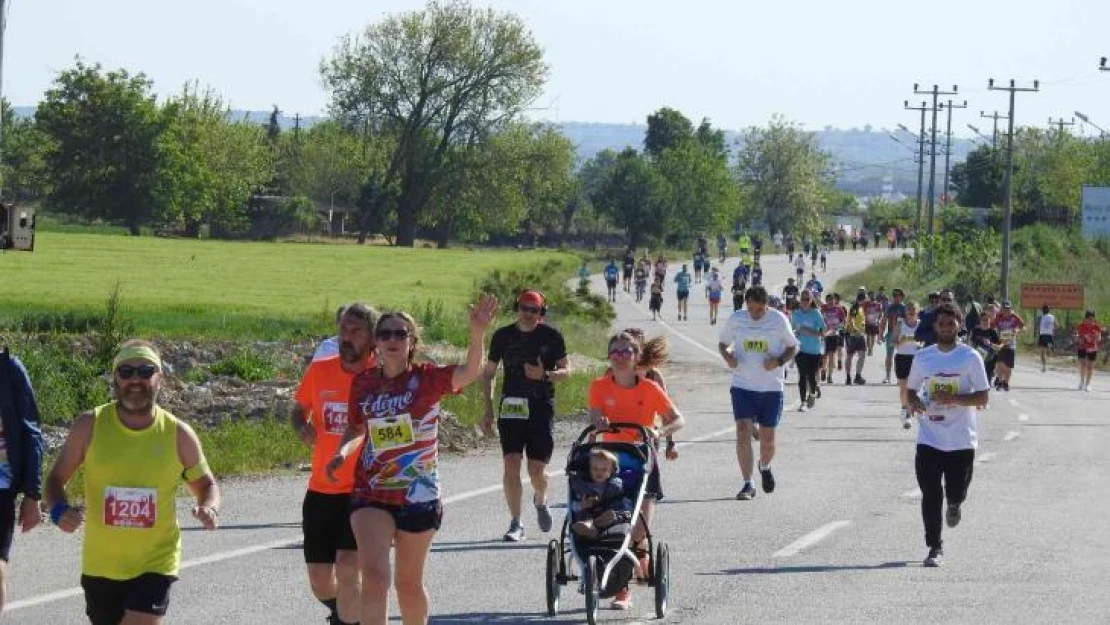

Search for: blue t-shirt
xmin=675 ymin=272 xmax=692 ymax=292
xmin=792 ymin=308 xmax=827 ymax=355
xmin=604 ymin=265 xmax=619 ymax=280
xmin=806 ymin=279 xmax=824 ymax=294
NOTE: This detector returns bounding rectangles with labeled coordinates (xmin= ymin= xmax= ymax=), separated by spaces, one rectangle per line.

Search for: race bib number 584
xmin=104 ymin=487 xmax=157 ymax=529
xmin=369 ymin=414 xmax=415 ymax=451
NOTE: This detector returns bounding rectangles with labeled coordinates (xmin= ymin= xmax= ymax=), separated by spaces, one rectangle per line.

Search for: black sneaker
xmin=759 ymin=466 xmax=776 ymax=493
xmin=923 ymin=546 xmax=943 ymax=567
xmin=736 ymin=483 xmax=757 ymax=500
xmin=1002 ymin=381 xmax=1010 ymax=392
xmin=535 ymin=502 xmax=553 ymax=533
xmin=854 ymin=374 xmax=866 ymax=385
xmin=946 ymin=504 xmax=962 ymax=528
xmin=845 ymin=375 xmax=852 ymax=385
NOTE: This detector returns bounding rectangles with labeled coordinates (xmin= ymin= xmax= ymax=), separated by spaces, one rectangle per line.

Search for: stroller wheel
xmin=584 ymin=555 xmax=600 ymax=625
xmin=545 ymin=540 xmax=561 ymax=616
xmin=654 ymin=542 xmax=670 ymax=619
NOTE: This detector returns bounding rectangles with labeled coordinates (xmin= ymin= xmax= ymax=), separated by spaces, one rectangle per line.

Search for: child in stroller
xmin=570 ymin=449 xmax=633 ymax=540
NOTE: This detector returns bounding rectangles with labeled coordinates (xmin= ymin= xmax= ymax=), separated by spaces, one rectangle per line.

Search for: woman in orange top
xmin=587 ymin=331 xmax=685 ymax=610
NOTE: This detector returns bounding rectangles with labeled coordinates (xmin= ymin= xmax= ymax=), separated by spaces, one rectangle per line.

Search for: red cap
xmin=518 ymin=290 xmax=545 ymax=308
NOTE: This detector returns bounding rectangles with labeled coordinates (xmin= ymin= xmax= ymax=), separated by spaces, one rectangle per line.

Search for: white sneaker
xmin=799 ymin=404 xmax=808 ymax=413
xmin=1085 ymin=383 xmax=1092 ymax=392
xmin=1080 ymin=380 xmax=1086 ymax=390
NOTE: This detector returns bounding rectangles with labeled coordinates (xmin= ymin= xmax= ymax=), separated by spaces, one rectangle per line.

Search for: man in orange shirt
xmin=292 ymin=303 xmax=378 ymax=625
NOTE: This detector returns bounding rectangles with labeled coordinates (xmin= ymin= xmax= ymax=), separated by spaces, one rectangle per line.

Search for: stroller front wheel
xmin=545 ymin=540 xmax=561 ymax=616
xmin=654 ymin=542 xmax=670 ymax=619
xmin=584 ymin=554 xmax=600 ymax=625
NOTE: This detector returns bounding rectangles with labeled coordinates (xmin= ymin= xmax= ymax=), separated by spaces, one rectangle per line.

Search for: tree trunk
xmin=396 ymin=197 xmax=417 ymax=247
xmin=128 ymin=220 xmax=141 ymax=236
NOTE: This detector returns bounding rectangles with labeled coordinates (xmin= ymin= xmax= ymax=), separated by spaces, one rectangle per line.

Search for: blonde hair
xmin=622 ymin=327 xmax=668 ymax=370
xmin=589 ymin=448 xmax=619 ymax=472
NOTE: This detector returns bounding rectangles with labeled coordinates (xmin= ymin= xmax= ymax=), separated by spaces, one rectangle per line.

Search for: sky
xmin=5 ymin=0 xmax=1110 ymax=137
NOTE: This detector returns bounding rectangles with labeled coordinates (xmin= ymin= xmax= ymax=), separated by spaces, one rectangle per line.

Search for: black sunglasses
xmin=116 ymin=364 xmax=158 ymax=380
xmin=519 ymin=305 xmax=542 ymax=314
xmin=376 ymin=329 xmax=411 ymax=341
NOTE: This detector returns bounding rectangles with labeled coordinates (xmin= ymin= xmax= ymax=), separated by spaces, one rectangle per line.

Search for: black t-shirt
xmin=623 ymin=256 xmax=635 ymax=272
xmin=783 ymin=285 xmax=799 ymax=301
xmin=970 ymin=326 xmax=1000 ymax=360
xmin=488 ymin=323 xmax=567 ymax=399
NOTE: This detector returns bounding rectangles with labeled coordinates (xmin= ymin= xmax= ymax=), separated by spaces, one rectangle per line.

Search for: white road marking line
xmin=1008 ymin=398 xmax=1020 ymax=407
xmin=6 ymin=588 xmax=85 ymax=612
xmin=900 ymin=488 xmax=922 ymax=500
xmin=772 ymin=520 xmax=852 ymax=558
xmin=655 ymin=315 xmax=728 ymax=361
xmin=976 ymin=451 xmax=997 ymax=464
xmin=1018 ymin=413 xmax=1029 ymax=422
xmin=1003 ymin=430 xmax=1021 ymax=442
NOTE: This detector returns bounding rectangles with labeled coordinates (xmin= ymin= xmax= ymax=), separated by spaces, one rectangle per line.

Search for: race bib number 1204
xmin=103 ymin=487 xmax=157 ymax=529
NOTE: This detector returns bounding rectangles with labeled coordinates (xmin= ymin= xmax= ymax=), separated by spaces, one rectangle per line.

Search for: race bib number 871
xmin=742 ymin=339 xmax=769 ymax=353
xmin=103 ymin=487 xmax=157 ymax=529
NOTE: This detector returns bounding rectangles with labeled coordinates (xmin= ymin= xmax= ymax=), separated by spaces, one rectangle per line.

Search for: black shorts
xmin=302 ymin=490 xmax=357 ymax=563
xmin=1078 ymin=350 xmax=1098 ymax=362
xmin=1038 ymin=334 xmax=1054 ymax=348
xmin=357 ymin=500 xmax=443 ymax=534
xmin=894 ymin=354 xmax=915 ymax=380
xmin=497 ymin=398 xmax=555 ymax=462
xmin=82 ymin=573 xmax=176 ymax=625
xmin=622 ymin=269 xmax=632 ymax=279
xmin=823 ymin=336 xmax=840 ymax=352
xmin=866 ymin=323 xmax=880 ymax=336
xmin=0 ymin=490 xmax=15 ymax=562
xmin=677 ymin=290 xmax=690 ymax=301
xmin=847 ymin=335 xmax=867 ymax=354
xmin=606 ymin=279 xmax=617 ymax=288
xmin=998 ymin=347 xmax=1016 ymax=368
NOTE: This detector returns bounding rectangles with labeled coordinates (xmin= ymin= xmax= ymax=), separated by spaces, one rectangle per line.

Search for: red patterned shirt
xmin=348 ymin=363 xmax=457 ymax=506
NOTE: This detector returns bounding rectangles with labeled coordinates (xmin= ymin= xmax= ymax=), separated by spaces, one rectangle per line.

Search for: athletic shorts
xmin=885 ymin=334 xmax=897 ymax=355
xmin=894 ymin=354 xmax=915 ymax=380
xmin=606 ymin=279 xmax=617 ymax=288
xmin=1038 ymin=334 xmax=1054 ymax=348
xmin=866 ymin=323 xmax=880 ymax=336
xmin=302 ymin=490 xmax=357 ymax=563
xmin=846 ymin=335 xmax=867 ymax=354
xmin=824 ymin=336 xmax=840 ymax=352
xmin=0 ymin=490 xmax=15 ymax=562
xmin=729 ymin=387 xmax=784 ymax=428
xmin=709 ymin=294 xmax=721 ymax=303
xmin=82 ymin=573 xmax=176 ymax=625
xmin=693 ymin=261 xmax=703 ymax=271
xmin=998 ymin=347 xmax=1016 ymax=368
xmin=677 ymin=290 xmax=690 ymax=301
xmin=355 ymin=500 xmax=443 ymax=534
xmin=623 ymin=269 xmax=632 ymax=279
xmin=1078 ymin=350 xmax=1098 ymax=362
xmin=497 ymin=398 xmax=555 ymax=462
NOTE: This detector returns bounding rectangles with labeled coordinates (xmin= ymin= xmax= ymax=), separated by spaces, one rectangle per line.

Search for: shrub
xmin=209 ymin=350 xmax=279 ymax=382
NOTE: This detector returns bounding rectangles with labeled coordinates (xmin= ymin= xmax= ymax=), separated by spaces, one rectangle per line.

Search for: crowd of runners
xmin=0 ymin=228 xmax=1106 ymax=624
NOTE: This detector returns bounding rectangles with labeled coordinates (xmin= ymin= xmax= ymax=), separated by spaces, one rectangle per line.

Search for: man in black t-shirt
xmin=481 ymin=290 xmax=570 ymax=542
xmin=622 ymin=251 xmax=635 ymax=293
xmin=782 ymin=278 xmax=800 ymax=307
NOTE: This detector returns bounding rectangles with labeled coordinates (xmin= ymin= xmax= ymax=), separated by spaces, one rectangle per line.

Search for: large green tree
xmin=321 ymin=0 xmax=548 ymax=246
xmin=950 ymin=144 xmax=1003 ymax=208
xmin=1 ymin=99 xmax=50 ymax=202
xmin=644 ymin=107 xmax=694 ymax=159
xmin=588 ymin=147 xmax=667 ymax=250
xmin=35 ymin=61 xmax=169 ymax=235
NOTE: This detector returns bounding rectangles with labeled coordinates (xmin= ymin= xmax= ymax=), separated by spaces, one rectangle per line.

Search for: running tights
xmin=915 ymin=444 xmax=975 ymax=548
xmin=794 ymin=352 xmax=822 ymax=402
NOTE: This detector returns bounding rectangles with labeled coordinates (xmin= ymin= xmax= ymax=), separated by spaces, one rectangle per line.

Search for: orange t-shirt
xmin=587 ymin=375 xmax=675 ymax=443
xmin=294 ymin=354 xmax=374 ymax=494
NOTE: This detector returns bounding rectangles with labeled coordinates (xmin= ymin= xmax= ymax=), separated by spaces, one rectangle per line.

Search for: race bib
xmin=999 ymin=329 xmax=1016 ymax=342
xmin=899 ymin=334 xmax=917 ymax=345
xmin=742 ymin=339 xmax=769 ymax=353
xmin=322 ymin=401 xmax=348 ymax=435
xmin=928 ymin=378 xmax=960 ymax=397
xmin=103 ymin=487 xmax=157 ymax=529
xmin=499 ymin=397 xmax=530 ymax=421
xmin=369 ymin=414 xmax=415 ymax=451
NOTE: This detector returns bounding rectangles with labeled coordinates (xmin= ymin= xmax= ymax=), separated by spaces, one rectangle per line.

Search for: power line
xmin=1047 ymin=116 xmax=1076 ymax=134
xmin=988 ymin=77 xmax=1039 ymax=301
xmin=914 ymin=83 xmax=958 ymax=244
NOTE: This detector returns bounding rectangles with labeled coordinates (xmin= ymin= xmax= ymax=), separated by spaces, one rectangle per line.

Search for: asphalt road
xmin=8 ymin=245 xmax=1110 ymax=624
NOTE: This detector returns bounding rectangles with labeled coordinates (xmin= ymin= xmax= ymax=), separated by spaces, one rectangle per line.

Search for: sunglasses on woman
xmin=608 ymin=347 xmax=635 ymax=358
xmin=375 ymin=329 xmax=410 ymax=341
xmin=116 ymin=364 xmax=159 ymax=380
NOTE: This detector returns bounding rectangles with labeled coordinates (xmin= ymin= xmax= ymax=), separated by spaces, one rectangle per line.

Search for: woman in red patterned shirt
xmin=326 ymin=294 xmax=498 ymax=625
xmin=1074 ymin=310 xmax=1104 ymax=392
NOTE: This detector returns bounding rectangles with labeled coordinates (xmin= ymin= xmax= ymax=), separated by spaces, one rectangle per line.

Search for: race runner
xmin=718 ymin=286 xmax=799 ymax=500
xmin=0 ymin=350 xmax=45 ymax=615
xmin=882 ymin=289 xmax=907 ymax=384
xmin=820 ymin=293 xmax=846 ymax=384
xmin=675 ymin=264 xmax=693 ymax=321
xmin=481 ymin=291 xmax=571 ymax=542
xmin=1036 ymin=305 xmax=1056 ymax=372
xmin=905 ymin=303 xmax=990 ymax=568
xmin=622 ymin=328 xmax=679 ymax=461
xmin=991 ymin=301 xmax=1025 ymax=391
xmin=790 ymin=290 xmax=826 ymax=412
xmin=705 ymin=267 xmax=724 ymax=325
xmin=891 ymin=300 xmax=921 ymax=429
xmin=589 ymin=332 xmax=685 ymax=610
xmin=291 ymin=303 xmax=378 ymax=625
xmin=864 ymin=292 xmax=885 ymax=358
xmin=622 ymin=250 xmax=635 ymax=294
xmin=329 ymin=295 xmax=497 ymax=625
xmin=1074 ymin=310 xmax=1104 ymax=391
xmin=844 ymin=293 xmax=868 ymax=385
xmin=604 ymin=259 xmax=619 ymax=303
xmin=46 ymin=340 xmax=220 ymax=625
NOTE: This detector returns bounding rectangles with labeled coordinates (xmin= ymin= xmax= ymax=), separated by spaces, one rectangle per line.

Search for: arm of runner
xmin=657 ymin=407 xmax=685 ymax=438
xmin=718 ymin=342 xmax=737 ymax=368
xmin=452 ymin=294 xmax=499 ymax=390
xmin=905 ymin=359 xmax=927 ymax=413
xmin=327 ymin=422 xmax=367 ymax=483
xmin=44 ymin=411 xmax=94 ymax=534
xmin=588 ymin=406 xmax=609 ymax=431
xmin=177 ymin=421 xmax=220 ymax=530
xmin=290 ymin=402 xmax=315 ymax=446
xmin=546 ymin=356 xmax=571 ymax=383
xmin=480 ymin=360 xmax=499 ymax=436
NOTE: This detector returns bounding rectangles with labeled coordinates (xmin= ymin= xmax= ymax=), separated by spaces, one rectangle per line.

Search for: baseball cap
xmin=518 ymin=290 xmax=546 ymax=308
xmin=1001 ymin=300 xmax=1013 ymax=309
xmin=1085 ymin=310 xmax=1096 ymax=318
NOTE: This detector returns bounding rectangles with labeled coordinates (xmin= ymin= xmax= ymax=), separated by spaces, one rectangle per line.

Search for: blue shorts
xmin=730 ymin=387 xmax=784 ymax=428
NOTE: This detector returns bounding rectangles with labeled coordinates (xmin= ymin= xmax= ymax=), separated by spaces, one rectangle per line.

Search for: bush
xmin=209 ymin=350 xmax=279 ymax=382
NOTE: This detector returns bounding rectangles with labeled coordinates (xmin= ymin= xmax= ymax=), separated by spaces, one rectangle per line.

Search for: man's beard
xmin=339 ymin=342 xmax=362 ymax=363
xmin=118 ymin=384 xmax=157 ymax=413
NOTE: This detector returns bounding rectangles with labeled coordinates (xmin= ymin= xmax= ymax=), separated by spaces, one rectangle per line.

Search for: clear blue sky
xmin=5 ymin=0 xmax=1110 ymax=136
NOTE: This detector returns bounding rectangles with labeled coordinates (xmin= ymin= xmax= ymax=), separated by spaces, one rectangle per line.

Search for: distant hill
xmin=9 ymin=105 xmax=967 ymax=197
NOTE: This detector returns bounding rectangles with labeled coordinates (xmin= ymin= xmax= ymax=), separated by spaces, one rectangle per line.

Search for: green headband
xmin=112 ymin=345 xmax=162 ymax=371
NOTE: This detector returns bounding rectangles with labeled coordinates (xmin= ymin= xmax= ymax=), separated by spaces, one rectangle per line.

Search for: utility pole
xmin=1047 ymin=116 xmax=1075 ymax=135
xmin=0 ymin=0 xmax=7 ymax=201
xmin=980 ymin=111 xmax=1008 ymax=151
xmin=904 ymin=100 xmax=929 ymax=233
xmin=940 ymin=99 xmax=967 ymax=206
xmin=988 ymin=78 xmax=1039 ymax=301
xmin=914 ymin=84 xmax=958 ymax=237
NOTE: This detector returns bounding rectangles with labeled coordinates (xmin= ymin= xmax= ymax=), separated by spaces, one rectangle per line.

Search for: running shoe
xmin=882 ymin=377 xmax=890 ymax=384
xmin=923 ymin=546 xmax=943 ymax=568
xmin=815 ymin=386 xmax=822 ymax=398
xmin=854 ymin=374 xmax=866 ymax=385
xmin=845 ymin=374 xmax=852 ymax=385
xmin=503 ymin=520 xmax=524 ymax=542
xmin=901 ymin=408 xmax=912 ymax=430
xmin=1085 ymin=383 xmax=1092 ymax=392
xmin=1079 ymin=380 xmax=1086 ymax=390
xmin=611 ymin=588 xmax=632 ymax=610
xmin=946 ymin=504 xmax=962 ymax=528
xmin=806 ymin=393 xmax=817 ymax=408
xmin=799 ymin=403 xmax=808 ymax=413
xmin=736 ymin=482 xmax=757 ymax=500
xmin=759 ymin=466 xmax=776 ymax=493
xmin=1002 ymin=381 xmax=1010 ymax=392
xmin=837 ymin=359 xmax=843 ymax=370
xmin=535 ymin=502 xmax=553 ymax=533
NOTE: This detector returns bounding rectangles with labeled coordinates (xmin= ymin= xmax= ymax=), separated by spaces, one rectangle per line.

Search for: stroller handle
xmin=573 ymin=422 xmax=656 ymax=446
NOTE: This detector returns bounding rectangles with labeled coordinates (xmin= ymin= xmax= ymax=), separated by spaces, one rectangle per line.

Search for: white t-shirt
xmin=706 ymin=276 xmax=723 ymax=295
xmin=1038 ymin=314 xmax=1056 ymax=336
xmin=895 ymin=318 xmax=921 ymax=355
xmin=906 ymin=344 xmax=990 ymax=451
xmin=794 ymin=256 xmax=806 ymax=270
xmin=718 ymin=308 xmax=800 ymax=392
xmin=312 ymin=336 xmax=339 ymax=361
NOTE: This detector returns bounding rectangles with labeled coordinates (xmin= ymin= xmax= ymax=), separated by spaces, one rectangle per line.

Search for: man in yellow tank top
xmin=45 ymin=340 xmax=220 ymax=625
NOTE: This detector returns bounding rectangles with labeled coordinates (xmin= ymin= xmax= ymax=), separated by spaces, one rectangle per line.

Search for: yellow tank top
xmin=82 ymin=403 xmax=183 ymax=579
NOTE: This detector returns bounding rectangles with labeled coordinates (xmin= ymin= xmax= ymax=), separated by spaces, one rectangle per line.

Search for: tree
xmin=735 ymin=116 xmax=833 ymax=236
xmin=1 ymin=99 xmax=50 ymax=202
xmin=321 ymin=0 xmax=548 ymax=246
xmin=644 ymin=107 xmax=694 ymax=159
xmin=654 ymin=139 xmax=738 ymax=241
xmin=588 ymin=147 xmax=666 ymax=250
xmin=35 ymin=61 xmax=169 ymax=235
xmin=949 ymin=144 xmax=1003 ymax=208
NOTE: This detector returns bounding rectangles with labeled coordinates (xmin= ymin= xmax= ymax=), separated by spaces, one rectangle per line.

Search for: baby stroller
xmin=544 ymin=423 xmax=671 ymax=624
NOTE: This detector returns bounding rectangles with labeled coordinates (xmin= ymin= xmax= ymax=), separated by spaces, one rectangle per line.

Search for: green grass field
xmin=1 ymin=232 xmax=579 ymax=339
